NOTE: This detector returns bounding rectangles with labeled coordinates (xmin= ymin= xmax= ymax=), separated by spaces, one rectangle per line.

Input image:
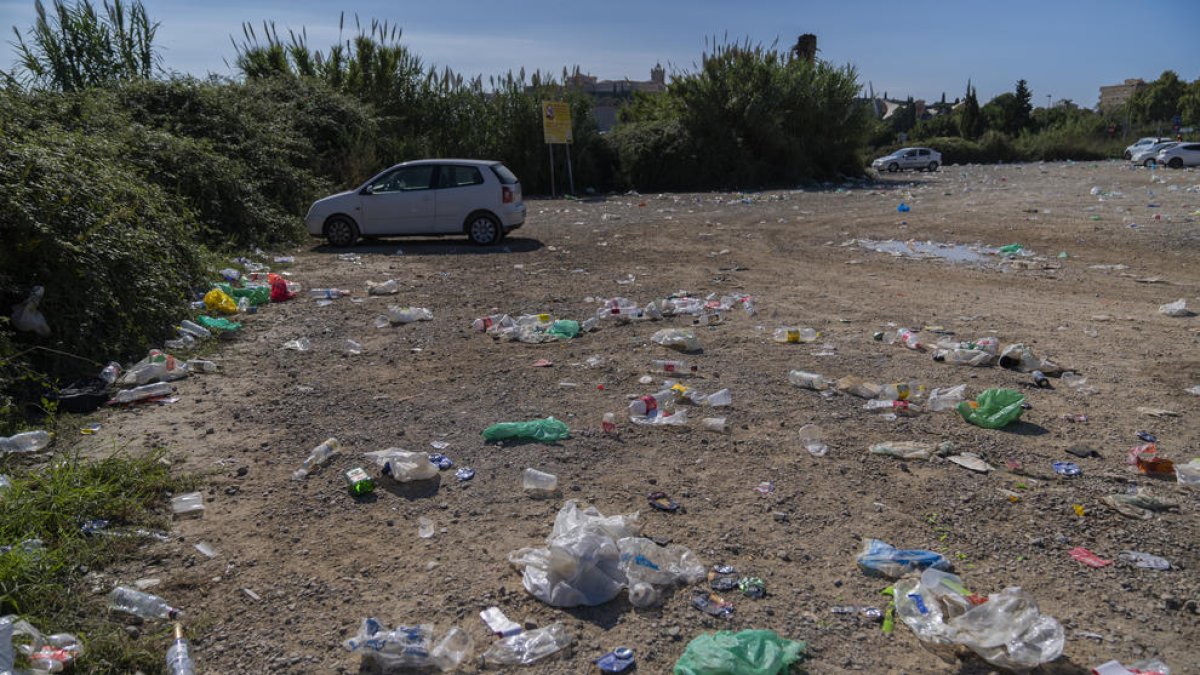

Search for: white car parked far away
xmin=1122 ymin=137 xmax=1167 ymax=160
xmin=305 ymin=159 xmax=526 ymax=247
xmin=1155 ymin=142 xmax=1200 ymax=169
xmin=1131 ymin=141 xmax=1179 ymax=166
xmin=872 ymin=147 xmax=942 ymax=173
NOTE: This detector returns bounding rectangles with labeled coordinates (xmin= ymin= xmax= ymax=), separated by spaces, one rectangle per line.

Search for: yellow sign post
xmin=541 ymin=101 xmax=573 ymax=144
xmin=541 ymin=101 xmax=575 ymax=196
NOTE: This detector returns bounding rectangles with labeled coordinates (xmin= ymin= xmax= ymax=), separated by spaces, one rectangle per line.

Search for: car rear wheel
xmin=325 ymin=216 xmax=359 ymax=247
xmin=466 ymin=213 xmax=501 ymax=246
xmin=1168 ymin=157 xmax=1183 ymax=169
xmin=887 ymin=162 xmax=899 ymax=173
xmin=927 ymin=161 xmax=939 ymax=172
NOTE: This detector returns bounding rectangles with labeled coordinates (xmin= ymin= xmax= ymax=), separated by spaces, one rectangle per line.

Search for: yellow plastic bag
xmin=204 ymin=288 xmax=238 ymax=315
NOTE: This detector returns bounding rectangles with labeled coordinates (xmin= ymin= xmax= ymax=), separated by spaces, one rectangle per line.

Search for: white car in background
xmin=871 ymin=147 xmax=942 ymax=173
xmin=1131 ymin=141 xmax=1178 ymax=167
xmin=1122 ymin=137 xmax=1166 ymax=160
xmin=305 ymin=159 xmax=526 ymax=247
xmin=1155 ymin=142 xmax=1200 ymax=169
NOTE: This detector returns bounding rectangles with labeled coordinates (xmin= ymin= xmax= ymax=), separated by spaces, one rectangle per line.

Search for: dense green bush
xmin=616 ymin=40 xmax=870 ymax=191
xmin=0 ymin=121 xmax=207 ymax=389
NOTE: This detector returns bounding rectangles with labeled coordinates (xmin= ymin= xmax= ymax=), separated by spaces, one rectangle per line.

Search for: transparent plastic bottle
xmin=628 ymin=390 xmax=674 ymax=417
xmin=772 ymin=327 xmax=819 ymax=343
xmin=601 ymin=412 xmax=617 ymax=434
xmin=472 ymin=313 xmax=512 ymax=332
xmin=386 ymin=306 xmax=433 ymax=324
xmin=166 ymin=622 xmax=195 ymax=675
xmin=178 ymin=320 xmax=212 ymax=339
xmin=653 ymin=359 xmax=697 ymax=375
xmin=788 ymin=370 xmax=829 ymax=391
xmin=0 ymin=430 xmax=52 ymax=454
xmin=630 ymin=409 xmax=688 ymax=426
xmin=308 ymin=288 xmax=350 ymax=299
xmin=482 ymin=623 xmax=572 ymax=666
xmin=108 ymin=586 xmax=183 ymax=620
xmin=292 ymin=438 xmax=340 ymax=480
xmin=704 ymin=388 xmax=732 ymax=407
xmin=0 ymin=615 xmax=13 ymax=674
xmin=878 ymin=382 xmax=924 ymax=401
xmin=933 ymin=348 xmax=995 ymax=367
xmin=864 ymin=399 xmax=918 ymax=414
xmin=186 ymin=359 xmax=219 ymax=373
xmin=164 ymin=334 xmax=196 ymax=351
xmin=110 ymin=382 xmax=173 ymax=404
xmin=99 ymin=361 xmax=123 ymax=385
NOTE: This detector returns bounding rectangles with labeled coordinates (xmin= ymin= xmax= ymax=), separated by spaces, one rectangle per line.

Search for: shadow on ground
xmin=309 ymin=237 xmax=545 ymax=256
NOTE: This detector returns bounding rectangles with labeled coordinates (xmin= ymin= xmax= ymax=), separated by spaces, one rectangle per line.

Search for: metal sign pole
xmin=548 ymin=144 xmax=556 ymax=198
xmin=565 ymin=142 xmax=575 ymax=196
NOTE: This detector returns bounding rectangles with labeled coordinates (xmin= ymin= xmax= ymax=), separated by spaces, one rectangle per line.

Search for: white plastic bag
xmin=507 ymin=501 xmax=641 ymax=607
xmin=365 ymin=449 xmax=438 ymax=482
xmin=11 ymin=286 xmax=50 ymax=337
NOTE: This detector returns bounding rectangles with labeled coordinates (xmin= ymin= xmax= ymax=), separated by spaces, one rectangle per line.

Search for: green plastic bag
xmin=674 ymin=630 xmax=806 ymax=675
xmin=957 ymin=388 xmax=1025 ymax=429
xmin=545 ymin=320 xmax=580 ymax=340
xmin=481 ymin=417 xmax=570 ymax=443
xmin=215 ymin=282 xmax=270 ymax=306
xmin=998 ymin=243 xmax=1023 ymax=255
xmin=197 ymin=315 xmax=242 ymax=332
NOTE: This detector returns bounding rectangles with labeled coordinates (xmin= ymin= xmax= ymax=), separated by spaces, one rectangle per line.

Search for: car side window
xmin=369 ymin=166 xmax=436 ymax=193
xmin=439 ymin=165 xmax=484 ymax=188
xmin=918 ymin=149 xmax=928 ymax=156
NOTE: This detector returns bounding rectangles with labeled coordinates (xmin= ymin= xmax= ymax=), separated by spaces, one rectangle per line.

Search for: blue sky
xmin=2 ymin=0 xmax=1198 ymax=107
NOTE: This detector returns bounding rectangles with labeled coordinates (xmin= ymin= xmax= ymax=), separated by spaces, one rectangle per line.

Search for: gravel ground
xmin=78 ymin=160 xmax=1199 ymax=674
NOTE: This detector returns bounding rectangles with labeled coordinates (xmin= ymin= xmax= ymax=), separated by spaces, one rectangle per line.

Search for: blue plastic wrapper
xmin=857 ymin=538 xmax=951 ymax=579
xmin=1053 ymin=461 xmax=1082 ymax=477
xmin=597 ymin=647 xmax=635 ymax=673
xmin=428 ymin=453 xmax=454 ymax=470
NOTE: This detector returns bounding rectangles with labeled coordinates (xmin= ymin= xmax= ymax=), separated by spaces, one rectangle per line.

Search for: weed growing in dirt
xmin=0 ymin=448 xmax=199 ymax=673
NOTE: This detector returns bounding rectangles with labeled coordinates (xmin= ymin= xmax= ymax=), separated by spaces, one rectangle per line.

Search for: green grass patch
xmin=0 ymin=448 xmax=199 ymax=673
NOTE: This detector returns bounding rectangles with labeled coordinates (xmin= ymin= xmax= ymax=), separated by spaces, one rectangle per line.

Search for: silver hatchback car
xmin=305 ymin=159 xmax=526 ymax=247
xmin=872 ymin=147 xmax=942 ymax=173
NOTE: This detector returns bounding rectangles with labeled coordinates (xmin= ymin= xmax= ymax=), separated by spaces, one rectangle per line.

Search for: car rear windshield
xmin=490 ymin=163 xmax=519 ymax=185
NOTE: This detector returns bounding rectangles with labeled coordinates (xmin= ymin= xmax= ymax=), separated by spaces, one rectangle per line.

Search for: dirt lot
xmin=79 ymin=161 xmax=1199 ymax=673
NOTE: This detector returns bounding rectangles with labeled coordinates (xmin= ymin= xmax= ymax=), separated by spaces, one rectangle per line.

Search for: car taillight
xmin=502 ymin=186 xmax=513 ymax=204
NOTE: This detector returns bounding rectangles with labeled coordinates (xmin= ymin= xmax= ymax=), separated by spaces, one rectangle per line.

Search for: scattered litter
xmin=674 ymin=630 xmax=805 ymax=674
xmin=1069 ymin=547 xmax=1112 ymax=568
xmin=948 ymin=453 xmax=993 ymax=473
xmin=1158 ymin=299 xmax=1190 ymax=317
xmin=857 ymin=539 xmax=950 ymax=578
xmin=1118 ymin=551 xmax=1170 ymax=570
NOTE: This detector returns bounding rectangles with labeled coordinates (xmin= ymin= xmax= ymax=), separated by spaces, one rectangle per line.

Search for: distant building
xmin=562 ymin=65 xmax=668 ymax=131
xmin=1099 ymin=79 xmax=1146 ymax=110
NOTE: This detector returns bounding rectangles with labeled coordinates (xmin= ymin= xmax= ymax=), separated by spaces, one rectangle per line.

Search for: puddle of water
xmin=857 ymin=239 xmax=1004 ymax=264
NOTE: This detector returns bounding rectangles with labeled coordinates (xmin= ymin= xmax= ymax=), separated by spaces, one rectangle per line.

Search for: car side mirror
xmin=360 ymin=186 xmax=374 ymax=195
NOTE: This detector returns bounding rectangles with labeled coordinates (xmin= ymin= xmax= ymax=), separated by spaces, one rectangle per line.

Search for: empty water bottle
xmin=293 ymin=438 xmax=341 ymax=480
xmin=430 ymin=626 xmax=474 ymax=671
xmin=185 ymin=359 xmax=219 ymax=373
xmin=309 ymin=288 xmax=350 ymax=299
xmin=178 ymin=320 xmax=212 ymax=339
xmin=878 ymin=382 xmax=923 ymax=401
xmin=653 ymin=359 xmax=697 ymax=375
xmin=110 ymin=382 xmax=173 ymax=404
xmin=927 ymin=384 xmax=967 ymax=412
xmin=788 ymin=370 xmax=829 ymax=391
xmin=482 ymin=623 xmax=572 ymax=666
xmin=773 ymin=327 xmax=819 ymax=343
xmin=384 ymin=306 xmax=434 ymax=324
xmin=99 ymin=361 xmax=123 ymax=385
xmin=0 ymin=430 xmax=52 ymax=454
xmin=166 ymin=622 xmax=195 ymax=675
xmin=109 ymin=586 xmax=182 ymax=620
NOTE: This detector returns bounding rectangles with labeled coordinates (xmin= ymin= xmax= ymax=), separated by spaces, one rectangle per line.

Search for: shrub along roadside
xmin=0 ymin=448 xmax=199 ymax=673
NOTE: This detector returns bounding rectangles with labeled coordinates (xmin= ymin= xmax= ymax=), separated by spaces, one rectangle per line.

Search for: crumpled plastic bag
xmin=507 ymin=501 xmax=641 ymax=607
xmin=957 ymin=388 xmax=1025 ymax=429
xmin=343 ymin=618 xmax=434 ymax=670
xmin=998 ymin=343 xmax=1063 ymax=374
xmin=215 ymin=282 xmax=270 ymax=306
xmin=673 ymin=630 xmax=806 ymax=675
xmin=507 ymin=502 xmax=703 ymax=609
xmin=545 ymin=319 xmax=580 ymax=340
xmin=857 ymin=538 xmax=951 ymax=578
xmin=11 ymin=286 xmax=50 ymax=336
xmin=893 ymin=569 xmax=1064 ymax=671
xmin=364 ymin=449 xmax=438 ymax=482
xmin=1158 ymin=298 xmax=1189 ymax=317
xmin=203 ymin=288 xmax=238 ymax=315
xmin=268 ymin=273 xmax=295 ymax=302
xmin=482 ymin=417 xmax=570 ymax=443
xmin=197 ymin=315 xmax=242 ymax=332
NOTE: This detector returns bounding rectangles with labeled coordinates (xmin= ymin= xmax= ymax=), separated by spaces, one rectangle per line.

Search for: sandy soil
xmin=77 ymin=160 xmax=1200 ymax=674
